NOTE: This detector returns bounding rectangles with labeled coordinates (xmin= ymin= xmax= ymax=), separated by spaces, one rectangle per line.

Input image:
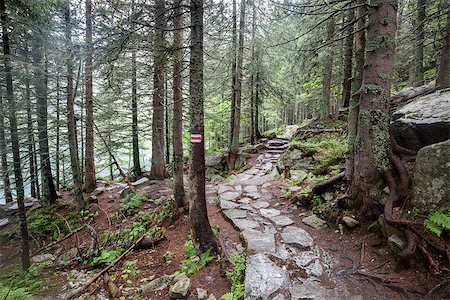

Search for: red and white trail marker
xmin=190 ymin=133 xmax=203 ymax=143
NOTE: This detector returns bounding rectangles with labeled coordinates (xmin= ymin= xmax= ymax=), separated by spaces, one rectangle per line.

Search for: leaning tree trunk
xmin=0 ymin=87 xmax=12 ymax=203
xmin=84 ymin=0 xmax=96 ymax=192
xmin=229 ymin=0 xmax=246 ymax=170
xmin=342 ymin=8 xmax=355 ymax=108
xmin=436 ymin=4 xmax=450 ymax=89
xmin=65 ymin=2 xmax=85 ymax=210
xmin=321 ymin=17 xmax=335 ymax=119
xmin=189 ymin=0 xmax=219 ymax=254
xmin=346 ymin=0 xmax=366 ymax=183
xmin=172 ymin=0 xmax=185 ymax=211
xmin=352 ymin=0 xmax=397 ymax=211
xmin=415 ymin=0 xmax=426 ymax=87
xmin=150 ymin=0 xmax=166 ymax=180
xmin=32 ymin=32 xmax=58 ymax=204
xmin=1 ymin=0 xmax=30 ymax=270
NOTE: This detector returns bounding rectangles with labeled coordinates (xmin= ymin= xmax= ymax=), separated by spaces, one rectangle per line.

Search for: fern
xmin=424 ymin=210 xmax=450 ymax=237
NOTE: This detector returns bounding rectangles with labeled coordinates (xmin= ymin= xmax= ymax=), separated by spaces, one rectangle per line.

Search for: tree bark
xmin=150 ymin=0 xmax=166 ymax=180
xmin=229 ymin=0 xmax=246 ymax=170
xmin=65 ymin=2 xmax=85 ymax=210
xmin=32 ymin=30 xmax=58 ymax=204
xmin=189 ymin=0 xmax=219 ymax=254
xmin=56 ymin=74 xmax=60 ymax=191
xmin=0 ymin=87 xmax=12 ymax=203
xmin=436 ymin=4 xmax=450 ymax=89
xmin=25 ymin=72 xmax=37 ymax=199
xmin=229 ymin=0 xmax=237 ymax=163
xmin=1 ymin=0 xmax=30 ymax=270
xmin=415 ymin=0 xmax=426 ymax=87
xmin=250 ymin=0 xmax=256 ymax=144
xmin=131 ymin=50 xmax=141 ymax=177
xmin=172 ymin=0 xmax=185 ymax=211
xmin=342 ymin=8 xmax=355 ymax=108
xmin=165 ymin=76 xmax=170 ymax=165
xmin=321 ymin=17 xmax=335 ymax=119
xmin=352 ymin=0 xmax=398 ymax=211
xmin=346 ymin=0 xmax=366 ymax=183
xmin=84 ymin=0 xmax=96 ymax=192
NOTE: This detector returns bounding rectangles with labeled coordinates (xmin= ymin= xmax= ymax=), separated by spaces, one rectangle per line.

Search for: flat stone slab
xmin=290 ymin=279 xmax=342 ymax=300
xmin=245 ymin=253 xmax=289 ymax=299
xmin=281 ymin=226 xmax=314 ymax=249
xmin=131 ymin=177 xmax=149 ymax=188
xmin=224 ymin=209 xmax=247 ymax=220
xmin=302 ymin=214 xmax=327 ymax=229
xmin=233 ymin=219 xmax=259 ymax=231
xmin=220 ymin=192 xmax=240 ymax=202
xmin=260 ymin=208 xmax=281 ymax=219
xmin=220 ymin=199 xmax=240 ymax=209
xmin=251 ymin=201 xmax=270 ymax=209
xmin=0 ymin=218 xmax=9 ymax=228
xmin=244 ymin=185 xmax=258 ymax=193
xmin=242 ymin=229 xmax=276 ymax=253
xmin=239 ymin=197 xmax=251 ymax=204
xmin=218 ymin=186 xmax=235 ymax=194
xmin=244 ymin=192 xmax=261 ymax=200
xmin=271 ymin=215 xmax=294 ymax=227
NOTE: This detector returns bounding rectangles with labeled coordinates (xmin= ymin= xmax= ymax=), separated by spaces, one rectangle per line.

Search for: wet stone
xmin=271 ymin=215 xmax=294 ymax=227
xmin=220 ymin=200 xmax=240 ymax=209
xmin=233 ymin=219 xmax=259 ymax=231
xmin=281 ymin=226 xmax=314 ymax=250
xmin=220 ymin=192 xmax=240 ymax=202
xmin=224 ymin=209 xmax=247 ymax=220
xmin=302 ymin=214 xmax=327 ymax=229
xmin=260 ymin=208 xmax=281 ymax=219
xmin=239 ymin=197 xmax=251 ymax=204
xmin=244 ymin=185 xmax=258 ymax=193
xmin=252 ymin=201 xmax=270 ymax=209
xmin=218 ymin=186 xmax=234 ymax=194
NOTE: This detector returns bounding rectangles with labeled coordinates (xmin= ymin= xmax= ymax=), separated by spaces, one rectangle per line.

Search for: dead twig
xmin=32 ymin=226 xmax=84 ymax=256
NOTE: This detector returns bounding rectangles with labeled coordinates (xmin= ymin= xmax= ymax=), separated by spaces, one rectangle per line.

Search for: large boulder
xmin=412 ymin=140 xmax=450 ymax=211
xmin=205 ymin=152 xmax=226 ymax=170
xmin=391 ymin=90 xmax=450 ymax=151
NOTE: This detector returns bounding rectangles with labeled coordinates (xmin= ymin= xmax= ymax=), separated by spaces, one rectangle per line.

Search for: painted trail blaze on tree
xmin=191 ymin=133 xmax=202 ymax=143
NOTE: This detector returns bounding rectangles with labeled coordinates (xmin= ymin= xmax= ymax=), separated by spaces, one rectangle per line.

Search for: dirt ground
xmin=0 ymin=174 xmax=449 ymax=300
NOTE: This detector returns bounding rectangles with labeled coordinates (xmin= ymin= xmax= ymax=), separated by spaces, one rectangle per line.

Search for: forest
xmin=0 ymin=0 xmax=449 ymax=299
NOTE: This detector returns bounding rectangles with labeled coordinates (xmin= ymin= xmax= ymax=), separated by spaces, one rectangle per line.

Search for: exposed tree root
xmin=294 ymin=171 xmax=345 ymax=206
xmin=424 ymin=279 xmax=450 ymax=300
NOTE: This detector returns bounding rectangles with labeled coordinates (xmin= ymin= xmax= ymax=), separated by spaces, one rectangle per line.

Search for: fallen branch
xmin=64 ymin=236 xmax=144 ymax=300
xmin=294 ymin=171 xmax=345 ymax=206
xmin=32 ymin=226 xmax=84 ymax=256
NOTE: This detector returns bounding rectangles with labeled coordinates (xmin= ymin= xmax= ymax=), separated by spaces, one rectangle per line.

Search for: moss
xmin=380 ymin=17 xmax=394 ymax=25
xmin=366 ymin=35 xmax=395 ymax=52
xmin=378 ymin=73 xmax=391 ymax=81
xmin=361 ymin=84 xmax=384 ymax=95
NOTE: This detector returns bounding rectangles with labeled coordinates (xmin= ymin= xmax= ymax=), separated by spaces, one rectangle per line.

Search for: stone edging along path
xmin=216 ymin=136 xmax=357 ymax=300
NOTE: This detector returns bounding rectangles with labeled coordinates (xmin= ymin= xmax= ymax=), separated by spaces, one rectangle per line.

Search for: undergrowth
xmin=174 ymin=239 xmax=215 ymax=276
xmin=424 ymin=209 xmax=450 ymax=237
xmin=120 ymin=193 xmax=151 ymax=216
xmin=222 ymin=252 xmax=246 ymax=300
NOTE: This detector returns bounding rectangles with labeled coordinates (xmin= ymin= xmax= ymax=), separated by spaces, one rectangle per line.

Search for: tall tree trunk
xmin=229 ymin=0 xmax=246 ymax=170
xmin=436 ymin=4 xmax=450 ymax=89
xmin=150 ymin=0 xmax=166 ymax=180
xmin=189 ymin=0 xmax=219 ymax=254
xmin=255 ymin=68 xmax=261 ymax=138
xmin=56 ymin=74 xmax=60 ymax=191
xmin=415 ymin=0 xmax=426 ymax=86
xmin=33 ymin=137 xmax=40 ymax=198
xmin=65 ymin=2 xmax=85 ymax=210
xmin=342 ymin=8 xmax=355 ymax=108
xmin=172 ymin=0 xmax=185 ymax=211
xmin=1 ymin=0 xmax=30 ymax=270
xmin=229 ymin=0 xmax=237 ymax=152
xmin=165 ymin=76 xmax=170 ymax=165
xmin=131 ymin=49 xmax=141 ymax=176
xmin=249 ymin=0 xmax=256 ymax=144
xmin=321 ymin=17 xmax=335 ymax=119
xmin=352 ymin=0 xmax=397 ymax=211
xmin=32 ymin=32 xmax=57 ymax=204
xmin=84 ymin=0 xmax=96 ymax=192
xmin=0 ymin=87 xmax=12 ymax=203
xmin=25 ymin=73 xmax=37 ymax=199
xmin=346 ymin=0 xmax=366 ymax=183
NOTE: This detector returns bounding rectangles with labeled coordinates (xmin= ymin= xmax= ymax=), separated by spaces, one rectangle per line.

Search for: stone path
xmin=216 ymin=136 xmax=355 ymax=300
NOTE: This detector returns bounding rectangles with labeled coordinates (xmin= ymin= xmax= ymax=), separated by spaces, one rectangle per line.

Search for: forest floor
xmin=0 ymin=136 xmax=449 ymax=299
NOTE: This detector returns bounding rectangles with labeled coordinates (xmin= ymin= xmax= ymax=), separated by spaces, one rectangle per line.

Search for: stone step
xmin=267 ymin=144 xmax=288 ymax=151
xmin=267 ymin=149 xmax=284 ymax=154
xmin=268 ymin=140 xmax=288 ymax=146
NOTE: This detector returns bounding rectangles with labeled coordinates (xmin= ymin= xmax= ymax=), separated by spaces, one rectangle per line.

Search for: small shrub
xmin=222 ymin=253 xmax=246 ymax=300
xmin=184 ymin=240 xmax=196 ymax=258
xmin=176 ymin=248 xmax=215 ymax=276
xmin=120 ymin=193 xmax=150 ymax=215
xmin=89 ymin=248 xmax=124 ymax=266
xmin=424 ymin=209 xmax=450 ymax=237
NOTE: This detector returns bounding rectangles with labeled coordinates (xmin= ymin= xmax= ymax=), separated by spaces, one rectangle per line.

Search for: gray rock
xmin=223 ymin=209 xmax=247 ymax=219
xmin=220 ymin=192 xmax=240 ymax=202
xmin=412 ymin=140 xmax=450 ymax=211
xmin=206 ymin=295 xmax=216 ymax=300
xmin=131 ymin=177 xmax=150 ymax=188
xmin=244 ymin=253 xmax=289 ymax=300
xmin=141 ymin=275 xmax=171 ymax=292
xmin=323 ymin=192 xmax=333 ymax=202
xmin=281 ymin=226 xmax=314 ymax=249
xmin=31 ymin=253 xmax=55 ymax=263
xmin=57 ymin=247 xmax=78 ymax=265
xmin=302 ymin=214 xmax=327 ymax=229
xmin=233 ymin=219 xmax=259 ymax=230
xmin=272 ymin=295 xmax=286 ymax=300
xmin=242 ymin=229 xmax=276 ymax=253
xmin=196 ymin=288 xmax=207 ymax=299
xmin=293 ymin=251 xmax=318 ymax=267
xmin=220 ymin=200 xmax=240 ymax=209
xmin=290 ymin=279 xmax=338 ymax=300
xmin=205 ymin=152 xmax=226 ymax=169
xmin=391 ymin=90 xmax=450 ymax=151
xmin=218 ymin=186 xmax=234 ymax=194
xmin=169 ymin=277 xmax=191 ymax=299
xmin=270 ymin=215 xmax=294 ymax=227
xmin=7 ymin=201 xmax=33 ymax=211
xmin=244 ymin=185 xmax=258 ymax=193
xmin=342 ymin=216 xmax=359 ymax=228
xmin=239 ymin=197 xmax=251 ymax=204
xmin=260 ymin=208 xmax=281 ymax=219
xmin=0 ymin=218 xmax=9 ymax=228
xmin=173 ymin=273 xmax=189 ymax=282
xmin=388 ymin=234 xmax=405 ymax=251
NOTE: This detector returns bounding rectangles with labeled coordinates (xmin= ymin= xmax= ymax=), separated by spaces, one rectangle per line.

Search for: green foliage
xmin=89 ymin=248 xmax=124 ymax=266
xmin=287 ymin=173 xmax=307 ymax=186
xmin=176 ymin=248 xmax=215 ymax=276
xmin=222 ymin=253 xmax=246 ymax=300
xmin=311 ymin=195 xmax=324 ymax=208
xmin=424 ymin=210 xmax=450 ymax=237
xmin=184 ymin=240 xmax=196 ymax=258
xmin=27 ymin=203 xmax=82 ymax=240
xmin=312 ymin=175 xmax=330 ymax=184
xmin=213 ymin=196 xmax=220 ymax=206
xmin=120 ymin=193 xmax=150 ymax=216
xmin=282 ymin=189 xmax=292 ymax=199
xmin=206 ymin=146 xmax=225 ymax=156
xmin=261 ymin=127 xmax=284 ymax=138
